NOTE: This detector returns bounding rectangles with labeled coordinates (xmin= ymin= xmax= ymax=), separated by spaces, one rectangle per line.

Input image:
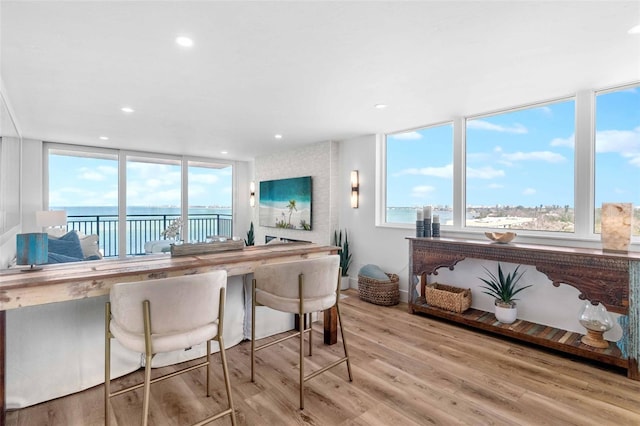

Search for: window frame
xmin=592 ymin=82 xmax=640 ymax=237
xmin=44 ymin=143 xmax=236 ymax=258
xmin=376 ymin=82 xmax=639 ymax=251
xmin=463 ymin=95 xmax=577 ymax=234
xmin=383 ymin=121 xmax=454 ymax=227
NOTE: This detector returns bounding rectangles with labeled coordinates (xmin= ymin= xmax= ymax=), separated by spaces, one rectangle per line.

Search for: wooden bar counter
xmin=0 ymin=243 xmax=339 ymax=425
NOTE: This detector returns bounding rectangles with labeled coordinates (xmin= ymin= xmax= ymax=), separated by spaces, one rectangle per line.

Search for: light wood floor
xmin=7 ymin=289 xmax=640 ymax=425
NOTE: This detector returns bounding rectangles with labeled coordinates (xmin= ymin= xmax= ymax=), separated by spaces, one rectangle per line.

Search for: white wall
xmin=253 ymin=140 xmax=338 ymax=246
xmin=19 ymin=139 xmax=44 ymax=233
xmin=338 ymin=134 xmax=622 ymax=340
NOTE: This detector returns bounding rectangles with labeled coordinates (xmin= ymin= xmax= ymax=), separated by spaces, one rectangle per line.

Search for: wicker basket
xmin=425 ymin=283 xmax=471 ymax=313
xmin=358 ymin=273 xmax=400 ymax=306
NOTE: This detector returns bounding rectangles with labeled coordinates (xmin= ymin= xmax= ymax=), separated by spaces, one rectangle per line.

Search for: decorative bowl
xmin=484 ymin=232 xmax=517 ymax=244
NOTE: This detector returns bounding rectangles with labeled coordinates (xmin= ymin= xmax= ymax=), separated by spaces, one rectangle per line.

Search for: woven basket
xmin=358 ymin=273 xmax=400 ymax=306
xmin=425 ymin=283 xmax=471 ymax=313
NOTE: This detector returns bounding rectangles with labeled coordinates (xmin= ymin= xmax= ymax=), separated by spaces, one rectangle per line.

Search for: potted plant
xmin=244 ymin=221 xmax=255 ymax=246
xmin=333 ymin=229 xmax=352 ymax=290
xmin=479 ymin=263 xmax=531 ymax=324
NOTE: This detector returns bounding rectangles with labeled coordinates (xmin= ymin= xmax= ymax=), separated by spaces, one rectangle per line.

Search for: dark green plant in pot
xmin=479 ymin=263 xmax=531 ymax=307
xmin=333 ymin=229 xmax=352 ymax=276
xmin=244 ymin=221 xmax=255 ymax=246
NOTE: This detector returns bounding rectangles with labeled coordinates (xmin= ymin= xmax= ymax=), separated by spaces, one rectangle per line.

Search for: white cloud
xmin=467 ymin=166 xmax=505 ymax=179
xmin=78 ymin=168 xmax=106 ymax=181
xmin=502 ymin=151 xmax=566 ymax=163
xmin=595 ymin=127 xmax=640 ymax=167
xmin=389 ymin=131 xmax=422 ymax=140
xmin=50 ymin=186 xmax=118 ymax=207
xmin=467 ymin=120 xmax=528 ymax=134
xmin=550 ymin=134 xmax=574 ymax=148
xmin=189 ymin=173 xmax=220 ymax=184
xmin=394 ymin=163 xmax=453 ymax=178
xmin=523 ymin=188 xmax=536 ymax=195
xmin=537 ymin=106 xmax=553 ymax=116
xmin=493 ymin=146 xmax=503 ymax=153
xmin=595 ymin=127 xmax=640 ymax=154
xmin=145 ymin=178 xmax=164 ymax=189
xmin=411 ymin=185 xmax=435 ymax=197
xmin=78 ymin=165 xmax=118 ymax=182
xmin=97 ymin=165 xmax=118 ymax=175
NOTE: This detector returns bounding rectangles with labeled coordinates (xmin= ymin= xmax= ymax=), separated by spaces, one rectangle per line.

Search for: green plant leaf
xmin=478 ymin=263 xmax=529 ymax=303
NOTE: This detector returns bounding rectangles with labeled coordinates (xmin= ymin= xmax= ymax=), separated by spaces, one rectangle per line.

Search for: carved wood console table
xmin=407 ymin=237 xmax=640 ymax=380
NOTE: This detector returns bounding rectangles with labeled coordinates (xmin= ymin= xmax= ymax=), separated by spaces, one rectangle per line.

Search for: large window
xmin=594 ymin=84 xmax=640 ymax=236
xmin=48 ymin=148 xmax=120 ymax=253
xmin=381 ymin=82 xmax=640 ymax=246
xmin=466 ymin=99 xmax=575 ymax=232
xmin=385 ymin=124 xmax=453 ymax=224
xmin=47 ymin=145 xmax=233 ymax=257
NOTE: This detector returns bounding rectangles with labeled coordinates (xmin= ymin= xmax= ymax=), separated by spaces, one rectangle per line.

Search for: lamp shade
xmin=16 ymin=233 xmax=49 ymax=268
xmin=36 ymin=210 xmax=67 ymax=228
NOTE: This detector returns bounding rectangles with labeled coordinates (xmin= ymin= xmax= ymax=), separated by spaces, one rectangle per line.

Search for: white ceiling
xmin=1 ymin=1 xmax=639 ymax=161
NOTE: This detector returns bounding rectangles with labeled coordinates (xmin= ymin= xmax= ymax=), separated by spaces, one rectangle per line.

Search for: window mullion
xmin=118 ymin=151 xmax=127 ymax=258
xmin=573 ymin=90 xmax=595 ymax=238
xmin=453 ymin=116 xmax=465 ymax=229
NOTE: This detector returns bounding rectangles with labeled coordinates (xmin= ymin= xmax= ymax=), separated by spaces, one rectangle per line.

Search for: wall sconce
xmin=249 ymin=181 xmax=256 ymax=207
xmin=350 ymin=170 xmax=359 ymax=209
xmin=16 ymin=233 xmax=48 ymax=271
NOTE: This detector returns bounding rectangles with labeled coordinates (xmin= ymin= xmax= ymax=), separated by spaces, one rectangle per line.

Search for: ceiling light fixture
xmin=175 ymin=36 xmax=194 ymax=47
xmin=121 ymin=107 xmax=134 ymax=113
xmin=375 ymin=104 xmax=387 ymax=109
xmin=99 ymin=136 xmax=109 ymax=141
xmin=274 ymin=134 xmax=283 ymax=139
xmin=629 ymin=24 xmax=640 ymax=34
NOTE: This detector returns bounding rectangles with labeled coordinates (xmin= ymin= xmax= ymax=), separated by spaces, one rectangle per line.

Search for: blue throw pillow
xmin=48 ymin=231 xmax=84 ymax=259
xmin=47 ymin=252 xmax=83 ymax=264
xmin=358 ymin=264 xmax=389 ymax=281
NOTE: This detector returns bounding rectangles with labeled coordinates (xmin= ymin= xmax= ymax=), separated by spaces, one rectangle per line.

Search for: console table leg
xmin=629 ymin=261 xmax=639 ymax=380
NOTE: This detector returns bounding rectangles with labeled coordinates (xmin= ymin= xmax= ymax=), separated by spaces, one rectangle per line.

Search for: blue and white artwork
xmin=259 ymin=176 xmax=312 ymax=231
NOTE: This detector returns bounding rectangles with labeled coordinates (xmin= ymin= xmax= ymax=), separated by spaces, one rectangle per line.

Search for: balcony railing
xmin=67 ymin=213 xmax=233 ymax=257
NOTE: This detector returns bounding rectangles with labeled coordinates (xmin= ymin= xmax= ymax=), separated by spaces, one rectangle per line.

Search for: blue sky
xmin=387 ymin=87 xmax=639 ymax=209
xmin=49 ymin=156 xmax=233 ymax=208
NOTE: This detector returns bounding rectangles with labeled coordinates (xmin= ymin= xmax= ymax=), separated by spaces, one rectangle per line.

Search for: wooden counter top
xmin=0 ymin=243 xmax=339 ymax=310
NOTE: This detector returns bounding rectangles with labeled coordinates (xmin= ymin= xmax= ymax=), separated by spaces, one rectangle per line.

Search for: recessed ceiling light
xmin=121 ymin=107 xmax=134 ymax=113
xmin=99 ymin=136 xmax=109 ymax=141
xmin=220 ymin=150 xmax=228 ymax=155
xmin=375 ymin=104 xmax=387 ymax=109
xmin=629 ymin=24 xmax=640 ymax=34
xmin=176 ymin=36 xmax=194 ymax=47
xmin=274 ymin=134 xmax=283 ymax=139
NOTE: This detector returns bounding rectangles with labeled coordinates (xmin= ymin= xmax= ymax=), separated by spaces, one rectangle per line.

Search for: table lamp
xmin=36 ymin=210 xmax=67 ymax=233
xmin=16 ymin=233 xmax=48 ymax=271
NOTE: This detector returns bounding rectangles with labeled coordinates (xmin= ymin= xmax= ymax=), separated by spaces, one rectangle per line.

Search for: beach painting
xmin=259 ymin=176 xmax=312 ymax=230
